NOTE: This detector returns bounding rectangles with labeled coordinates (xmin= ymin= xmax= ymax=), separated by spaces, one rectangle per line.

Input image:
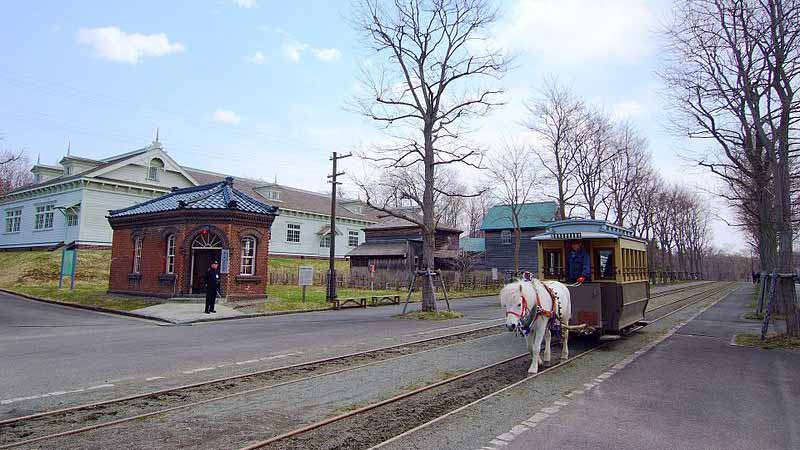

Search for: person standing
xmin=566 ymin=241 xmax=591 ymax=284
xmin=204 ymin=261 xmax=220 ymax=314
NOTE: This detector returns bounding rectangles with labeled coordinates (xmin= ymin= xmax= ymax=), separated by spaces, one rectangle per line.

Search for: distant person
xmin=204 ymin=261 xmax=220 ymax=314
xmin=752 ymin=271 xmax=757 ymax=284
xmin=567 ymin=241 xmax=591 ymax=284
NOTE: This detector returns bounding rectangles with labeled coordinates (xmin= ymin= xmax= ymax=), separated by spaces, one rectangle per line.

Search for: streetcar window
xmin=543 ymin=249 xmax=563 ymax=279
xmin=595 ymin=248 xmax=615 ymax=280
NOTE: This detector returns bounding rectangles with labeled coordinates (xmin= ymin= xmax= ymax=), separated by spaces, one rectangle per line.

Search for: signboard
xmin=491 ymin=267 xmax=498 ymax=281
xmin=298 ymin=266 xmax=314 ymax=286
xmin=59 ymin=248 xmax=77 ymax=290
xmin=220 ymin=249 xmax=230 ymax=274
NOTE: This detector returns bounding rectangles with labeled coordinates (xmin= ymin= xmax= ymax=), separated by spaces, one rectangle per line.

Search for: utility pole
xmin=327 ymin=151 xmax=351 ymax=302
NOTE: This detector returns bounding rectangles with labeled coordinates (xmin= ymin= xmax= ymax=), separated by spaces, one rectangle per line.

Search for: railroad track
xmin=235 ymin=282 xmax=736 ymax=450
xmin=0 ymin=282 xmax=734 ymax=450
xmin=0 ymin=323 xmax=505 ymax=449
xmin=650 ymin=281 xmax=714 ymax=299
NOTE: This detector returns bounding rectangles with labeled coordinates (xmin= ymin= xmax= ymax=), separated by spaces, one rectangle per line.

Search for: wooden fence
xmin=268 ymin=269 xmax=507 ymax=292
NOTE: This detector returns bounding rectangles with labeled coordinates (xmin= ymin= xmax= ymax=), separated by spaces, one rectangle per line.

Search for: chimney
xmin=177 ymin=200 xmax=186 ymax=209
xmin=170 ymin=186 xmax=179 ymax=192
xmin=225 ymin=176 xmax=234 ymax=186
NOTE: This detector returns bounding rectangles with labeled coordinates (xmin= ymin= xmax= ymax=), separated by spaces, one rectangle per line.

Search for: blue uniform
xmin=567 ymin=248 xmax=591 ymax=283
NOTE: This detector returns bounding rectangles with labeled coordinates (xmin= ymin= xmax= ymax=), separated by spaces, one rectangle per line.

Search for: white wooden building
xmin=0 ymin=140 xmax=378 ymax=257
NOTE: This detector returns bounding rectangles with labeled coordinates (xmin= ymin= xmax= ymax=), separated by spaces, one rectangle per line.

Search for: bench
xmin=329 ymin=297 xmax=368 ymax=309
xmin=370 ymin=295 xmax=401 ymax=307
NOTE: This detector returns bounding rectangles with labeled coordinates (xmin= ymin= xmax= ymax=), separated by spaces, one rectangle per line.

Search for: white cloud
xmin=76 ymin=26 xmax=184 ymax=64
xmin=245 ymin=51 xmax=267 ymax=65
xmin=283 ymin=42 xmax=307 ymax=62
xmin=314 ymin=48 xmax=341 ymax=62
xmin=212 ymin=110 xmax=241 ymax=125
xmin=492 ymin=0 xmax=653 ymax=64
xmin=232 ymin=0 xmax=257 ymax=8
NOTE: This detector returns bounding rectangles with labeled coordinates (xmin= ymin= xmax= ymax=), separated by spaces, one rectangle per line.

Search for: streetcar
xmin=532 ymin=219 xmax=650 ymax=336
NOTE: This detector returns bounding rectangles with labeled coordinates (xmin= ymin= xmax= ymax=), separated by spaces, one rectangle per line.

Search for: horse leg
xmin=543 ymin=326 xmax=552 ymax=364
xmin=528 ymin=320 xmax=546 ymax=374
xmin=561 ymin=328 xmax=570 ymax=361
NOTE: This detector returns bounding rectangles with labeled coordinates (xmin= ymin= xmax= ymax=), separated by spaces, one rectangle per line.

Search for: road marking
xmin=182 ymin=367 xmax=215 ymax=374
xmin=402 ymin=318 xmax=504 ymax=337
xmin=87 ymin=384 xmax=114 ymax=390
xmin=145 ymin=376 xmax=165 ymax=381
xmin=235 ymin=359 xmax=260 ymax=365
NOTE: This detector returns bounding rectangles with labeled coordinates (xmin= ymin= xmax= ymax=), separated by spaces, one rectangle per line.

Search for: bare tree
xmin=487 ymin=143 xmax=539 ymax=274
xmin=603 ymin=122 xmax=651 ymax=226
xmin=661 ymin=0 xmax=800 ymax=335
xmin=465 ymin=191 xmax=490 ymax=237
xmin=352 ymin=0 xmax=508 ymax=311
xmin=526 ymin=78 xmax=584 ymax=219
xmin=573 ymin=109 xmax=616 ymax=219
xmin=0 ymin=150 xmax=33 ymax=194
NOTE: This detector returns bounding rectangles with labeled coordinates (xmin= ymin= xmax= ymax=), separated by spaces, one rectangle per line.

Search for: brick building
xmin=107 ymin=177 xmax=278 ymax=301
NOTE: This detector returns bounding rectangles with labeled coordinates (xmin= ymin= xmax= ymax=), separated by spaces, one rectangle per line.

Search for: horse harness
xmin=508 ymin=281 xmax=564 ymax=336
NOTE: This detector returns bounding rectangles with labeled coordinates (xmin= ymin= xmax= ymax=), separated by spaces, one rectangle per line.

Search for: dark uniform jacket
xmin=204 ymin=268 xmax=220 ymax=296
xmin=567 ymin=248 xmax=591 ymax=283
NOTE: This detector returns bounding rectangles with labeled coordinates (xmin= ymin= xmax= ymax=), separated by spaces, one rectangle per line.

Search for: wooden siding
xmin=483 ymin=228 xmax=544 ymax=273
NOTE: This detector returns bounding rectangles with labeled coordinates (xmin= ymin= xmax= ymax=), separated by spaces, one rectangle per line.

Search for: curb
xmin=0 ymin=288 xmax=172 ymax=324
xmin=0 ymin=289 xmax=501 ymax=326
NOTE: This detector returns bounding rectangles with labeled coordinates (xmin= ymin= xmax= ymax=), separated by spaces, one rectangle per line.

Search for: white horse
xmin=500 ymin=279 xmax=572 ymax=374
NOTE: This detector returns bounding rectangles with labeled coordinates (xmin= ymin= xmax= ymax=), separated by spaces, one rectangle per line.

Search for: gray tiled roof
xmin=108 ymin=178 xmax=278 ymax=218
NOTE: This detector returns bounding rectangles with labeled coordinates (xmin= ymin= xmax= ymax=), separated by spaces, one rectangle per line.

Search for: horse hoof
xmin=527 ymin=368 xmax=538 ymax=375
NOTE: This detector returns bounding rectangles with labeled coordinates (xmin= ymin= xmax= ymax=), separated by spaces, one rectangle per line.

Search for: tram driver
xmin=567 ymin=240 xmax=591 ymax=284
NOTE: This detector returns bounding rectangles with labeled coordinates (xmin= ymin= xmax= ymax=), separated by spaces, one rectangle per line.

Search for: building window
xmin=66 ymin=210 xmax=78 ymax=227
xmin=287 ymin=223 xmax=300 ymax=243
xmin=348 ymin=230 xmax=360 ymax=247
xmin=34 ymin=204 xmax=55 ymax=230
xmin=165 ymin=235 xmax=176 ymax=274
xmin=320 ymin=235 xmax=331 ymax=248
xmin=265 ymin=189 xmax=281 ymax=201
xmin=543 ymin=249 xmax=563 ymax=279
xmin=500 ymin=230 xmax=512 ymax=245
xmin=147 ymin=158 xmax=164 ymax=182
xmin=241 ymin=237 xmax=256 ymax=275
xmin=4 ymin=209 xmax=22 ymax=233
xmin=133 ymin=237 xmax=143 ymax=273
xmin=64 ymin=166 xmax=72 ymax=175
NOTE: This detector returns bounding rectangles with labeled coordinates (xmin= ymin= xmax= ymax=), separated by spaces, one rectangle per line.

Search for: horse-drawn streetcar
xmin=532 ymin=219 xmax=650 ymax=335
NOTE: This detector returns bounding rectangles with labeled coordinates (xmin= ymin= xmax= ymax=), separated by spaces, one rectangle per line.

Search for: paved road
xmin=500 ymin=286 xmax=800 ymax=450
xmin=0 ymin=282 xmax=707 ymax=417
xmin=0 ymin=292 xmax=502 ymax=410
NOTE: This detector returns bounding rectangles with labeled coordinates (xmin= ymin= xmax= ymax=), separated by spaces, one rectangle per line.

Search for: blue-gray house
xmin=480 ymin=201 xmax=558 ymax=273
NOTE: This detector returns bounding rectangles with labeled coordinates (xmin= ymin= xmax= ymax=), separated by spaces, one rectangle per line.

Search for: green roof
xmin=480 ymin=202 xmax=558 ymax=231
xmin=459 ymin=237 xmax=485 ymax=253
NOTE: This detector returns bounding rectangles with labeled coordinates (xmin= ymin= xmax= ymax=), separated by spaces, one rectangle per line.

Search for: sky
xmin=0 ymin=0 xmax=746 ymax=251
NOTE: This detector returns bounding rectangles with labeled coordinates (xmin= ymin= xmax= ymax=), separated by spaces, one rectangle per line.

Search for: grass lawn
xmin=263 ymin=284 xmax=500 ymax=313
xmin=268 ymin=257 xmax=349 ymax=274
xmin=0 ymin=250 xmax=158 ymax=311
xmin=735 ymin=333 xmax=800 ymax=350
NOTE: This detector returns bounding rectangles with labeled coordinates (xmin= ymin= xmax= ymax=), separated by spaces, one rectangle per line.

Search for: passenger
xmin=567 ymin=240 xmax=591 ymax=284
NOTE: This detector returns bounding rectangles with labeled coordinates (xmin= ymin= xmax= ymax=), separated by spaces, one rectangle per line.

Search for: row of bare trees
xmin=660 ymin=0 xmax=799 ymax=336
xmin=0 ymin=137 xmax=34 ymax=195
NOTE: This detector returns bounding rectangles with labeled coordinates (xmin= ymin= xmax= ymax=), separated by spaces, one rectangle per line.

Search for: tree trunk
xmin=513 ymin=227 xmax=522 ymax=275
xmin=773 ymin=147 xmax=799 ymax=335
xmin=421 ymin=123 xmax=436 ymax=312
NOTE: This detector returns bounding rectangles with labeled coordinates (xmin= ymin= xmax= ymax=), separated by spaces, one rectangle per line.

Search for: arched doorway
xmin=190 ymin=231 xmax=224 ymax=293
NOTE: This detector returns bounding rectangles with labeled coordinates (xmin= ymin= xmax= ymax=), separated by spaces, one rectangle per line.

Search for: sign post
xmin=370 ymin=264 xmax=376 ymax=292
xmin=298 ymin=266 xmax=314 ymax=302
xmin=59 ymin=247 xmax=77 ymax=290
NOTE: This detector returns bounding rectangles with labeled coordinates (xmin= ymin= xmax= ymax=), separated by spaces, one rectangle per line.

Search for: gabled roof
xmin=346 ymin=241 xmax=408 ymax=257
xmin=366 ymin=215 xmax=462 ymax=233
xmin=480 ymin=202 xmax=558 ymax=231
xmin=108 ymin=178 xmax=278 ymax=218
xmin=186 ymin=168 xmax=382 ymax=222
